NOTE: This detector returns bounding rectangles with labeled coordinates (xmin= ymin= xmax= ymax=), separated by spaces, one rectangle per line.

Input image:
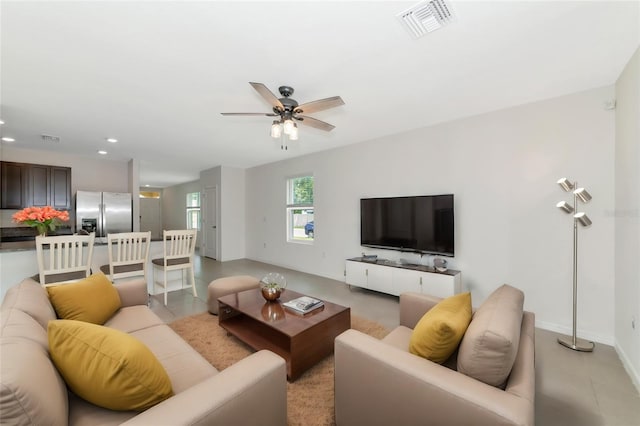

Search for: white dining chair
xmin=100 ymin=231 xmax=151 ymax=283
xmin=151 ymin=229 xmax=197 ymax=305
xmin=35 ymin=232 xmax=96 ymax=286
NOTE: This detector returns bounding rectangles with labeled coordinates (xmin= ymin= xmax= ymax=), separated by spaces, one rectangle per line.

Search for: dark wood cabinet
xmin=0 ymin=161 xmax=71 ymax=210
xmin=29 ymin=164 xmax=50 ymax=207
xmin=1 ymin=162 xmax=29 ymax=209
xmin=50 ymin=167 xmax=72 ymax=210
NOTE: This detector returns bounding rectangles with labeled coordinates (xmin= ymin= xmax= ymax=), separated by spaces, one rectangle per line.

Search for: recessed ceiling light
xmin=106 ymin=138 xmax=118 ymax=143
xmin=2 ymin=137 xmax=15 ymax=142
xmin=0 ymin=120 xmax=5 ymax=125
xmin=144 ymin=184 xmax=150 ymax=187
xmin=97 ymin=150 xmax=108 ymax=155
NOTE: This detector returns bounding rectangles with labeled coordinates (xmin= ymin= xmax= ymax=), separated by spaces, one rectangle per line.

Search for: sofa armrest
xmin=335 ymin=329 xmax=534 ymax=426
xmin=121 ymin=350 xmax=287 ymax=426
xmin=114 ymin=278 xmax=149 ymax=307
xmin=399 ymin=292 xmax=443 ymax=328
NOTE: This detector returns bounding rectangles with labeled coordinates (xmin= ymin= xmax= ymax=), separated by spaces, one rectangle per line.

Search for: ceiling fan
xmin=221 ymin=82 xmax=344 ymax=144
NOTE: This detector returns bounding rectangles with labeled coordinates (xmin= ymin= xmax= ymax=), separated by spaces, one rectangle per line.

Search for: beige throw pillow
xmin=457 ymin=284 xmax=524 ymax=388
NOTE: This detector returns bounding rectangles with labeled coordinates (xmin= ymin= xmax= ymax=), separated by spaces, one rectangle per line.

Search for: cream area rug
xmin=169 ymin=312 xmax=389 ymax=426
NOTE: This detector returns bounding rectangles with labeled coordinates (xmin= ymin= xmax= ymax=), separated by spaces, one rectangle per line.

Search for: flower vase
xmin=35 ymin=224 xmax=47 ymax=237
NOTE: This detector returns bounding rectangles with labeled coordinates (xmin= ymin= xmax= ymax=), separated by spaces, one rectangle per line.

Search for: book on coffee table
xmin=283 ymin=296 xmax=324 ymax=314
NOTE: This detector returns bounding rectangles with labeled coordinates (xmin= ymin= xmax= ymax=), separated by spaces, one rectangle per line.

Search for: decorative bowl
xmin=261 ymin=286 xmax=282 ymax=301
xmin=260 ymin=272 xmax=287 ymax=302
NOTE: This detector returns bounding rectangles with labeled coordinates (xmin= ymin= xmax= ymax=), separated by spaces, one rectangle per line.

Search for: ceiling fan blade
xmin=249 ymin=82 xmax=284 ymax=111
xmin=220 ymin=112 xmax=279 ymax=116
xmin=294 ymin=96 xmax=344 ymax=114
xmin=296 ymin=115 xmax=336 ymax=132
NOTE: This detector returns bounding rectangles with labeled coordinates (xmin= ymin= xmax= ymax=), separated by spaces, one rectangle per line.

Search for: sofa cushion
xmin=104 ymin=305 xmax=165 ymax=334
xmin=0 ymin=278 xmax=57 ymax=330
xmin=67 ymin=392 xmax=138 ymax=426
xmin=48 ymin=320 xmax=174 ymax=411
xmin=457 ymin=284 xmax=524 ymax=388
xmin=381 ymin=325 xmax=413 ymax=351
xmin=47 ymin=272 xmax=121 ymax=325
xmin=0 ymin=308 xmax=49 ymax=349
xmin=0 ymin=336 xmax=68 ymax=426
xmin=409 ymin=292 xmax=472 ymax=363
xmin=129 ymin=325 xmax=218 ymax=393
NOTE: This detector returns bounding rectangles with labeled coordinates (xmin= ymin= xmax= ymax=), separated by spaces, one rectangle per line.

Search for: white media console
xmin=345 ymin=257 xmax=461 ymax=298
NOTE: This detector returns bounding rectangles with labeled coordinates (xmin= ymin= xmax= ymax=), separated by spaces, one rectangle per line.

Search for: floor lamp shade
xmin=557 ymin=201 xmax=575 ymax=214
xmin=557 ymin=177 xmax=575 ymax=192
xmin=574 ymin=212 xmax=592 ymax=227
xmin=574 ymin=188 xmax=592 ymax=203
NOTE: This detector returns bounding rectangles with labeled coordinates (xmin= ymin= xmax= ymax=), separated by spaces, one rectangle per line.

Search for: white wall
xmin=200 ymin=165 xmax=246 ymax=261
xmin=614 ymin=47 xmax=640 ymax=389
xmin=0 ymin=146 xmax=129 ymax=227
xmin=246 ymin=86 xmax=616 ymax=344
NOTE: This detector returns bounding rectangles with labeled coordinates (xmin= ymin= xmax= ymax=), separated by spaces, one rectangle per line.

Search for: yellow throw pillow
xmin=47 ymin=272 xmax=121 ymax=324
xmin=409 ymin=292 xmax=472 ymax=363
xmin=48 ymin=320 xmax=174 ymax=411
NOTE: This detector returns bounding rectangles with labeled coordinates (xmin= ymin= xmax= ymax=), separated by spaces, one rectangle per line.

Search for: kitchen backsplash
xmin=0 ymin=210 xmax=20 ymax=228
xmin=0 ymin=226 xmax=73 ymax=242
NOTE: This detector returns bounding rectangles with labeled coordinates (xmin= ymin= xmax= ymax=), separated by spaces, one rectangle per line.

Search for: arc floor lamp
xmin=556 ymin=177 xmax=595 ymax=352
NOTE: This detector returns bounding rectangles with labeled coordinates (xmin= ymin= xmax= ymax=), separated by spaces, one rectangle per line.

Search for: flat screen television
xmin=360 ymin=194 xmax=454 ymax=256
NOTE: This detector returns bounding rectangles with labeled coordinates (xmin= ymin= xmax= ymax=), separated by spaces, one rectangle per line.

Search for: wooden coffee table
xmin=218 ymin=288 xmax=350 ymax=381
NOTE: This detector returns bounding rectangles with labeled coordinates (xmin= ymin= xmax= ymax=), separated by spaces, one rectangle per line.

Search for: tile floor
xmin=150 ymin=255 xmax=640 ymax=426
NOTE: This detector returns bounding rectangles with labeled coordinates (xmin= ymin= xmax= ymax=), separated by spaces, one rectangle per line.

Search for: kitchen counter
xmin=0 ymin=237 xmax=163 ymax=252
xmin=0 ymin=241 xmax=38 ymax=252
xmin=0 ymin=239 xmax=109 ymax=252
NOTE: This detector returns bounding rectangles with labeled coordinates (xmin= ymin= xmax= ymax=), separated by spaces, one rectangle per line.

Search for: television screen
xmin=360 ymin=194 xmax=454 ymax=256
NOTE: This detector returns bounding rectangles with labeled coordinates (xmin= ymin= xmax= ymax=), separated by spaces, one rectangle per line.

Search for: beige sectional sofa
xmin=335 ymin=286 xmax=535 ymax=426
xmin=1 ymin=278 xmax=287 ymax=426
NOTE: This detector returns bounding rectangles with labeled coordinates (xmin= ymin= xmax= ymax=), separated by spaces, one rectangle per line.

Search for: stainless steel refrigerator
xmin=75 ymin=191 xmax=132 ymax=240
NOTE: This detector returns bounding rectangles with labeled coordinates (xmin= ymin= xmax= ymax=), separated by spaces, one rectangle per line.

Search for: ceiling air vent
xmin=41 ymin=134 xmax=61 ymax=143
xmin=397 ymin=0 xmax=456 ymax=39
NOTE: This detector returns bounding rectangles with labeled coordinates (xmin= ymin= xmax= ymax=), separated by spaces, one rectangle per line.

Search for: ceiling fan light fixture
xmin=270 ymin=120 xmax=282 ymax=138
xmin=283 ymin=119 xmax=294 ymax=135
xmin=222 ymin=82 xmax=344 ymax=144
xmin=289 ymin=123 xmax=299 ymax=141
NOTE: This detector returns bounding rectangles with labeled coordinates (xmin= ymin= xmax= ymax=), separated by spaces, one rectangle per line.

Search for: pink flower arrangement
xmin=12 ymin=206 xmax=70 ymax=236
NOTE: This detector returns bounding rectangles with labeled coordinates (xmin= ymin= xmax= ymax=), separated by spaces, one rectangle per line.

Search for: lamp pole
xmin=557 ymin=179 xmax=595 ymax=352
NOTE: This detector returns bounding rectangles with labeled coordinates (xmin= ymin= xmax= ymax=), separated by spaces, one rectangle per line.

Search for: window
xmin=186 ymin=192 xmax=201 ymax=230
xmin=286 ymin=176 xmax=314 ymax=242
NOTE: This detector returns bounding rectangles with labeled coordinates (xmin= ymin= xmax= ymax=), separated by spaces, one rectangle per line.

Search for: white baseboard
xmin=535 ymin=320 xmax=614 ymax=346
xmin=615 ymin=342 xmax=640 ymax=394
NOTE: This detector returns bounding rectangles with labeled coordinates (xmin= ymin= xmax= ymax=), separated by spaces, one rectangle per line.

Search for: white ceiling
xmin=1 ymin=1 xmax=638 ymax=187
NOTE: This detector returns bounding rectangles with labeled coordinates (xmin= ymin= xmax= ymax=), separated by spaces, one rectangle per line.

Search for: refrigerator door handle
xmin=102 ymin=203 xmax=107 ymax=237
xmin=98 ymin=203 xmax=105 ymax=238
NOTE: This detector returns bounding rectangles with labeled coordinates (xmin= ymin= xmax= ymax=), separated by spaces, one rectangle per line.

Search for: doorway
xmin=140 ymin=196 xmax=162 ymax=240
xmin=203 ymin=186 xmax=217 ymax=259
